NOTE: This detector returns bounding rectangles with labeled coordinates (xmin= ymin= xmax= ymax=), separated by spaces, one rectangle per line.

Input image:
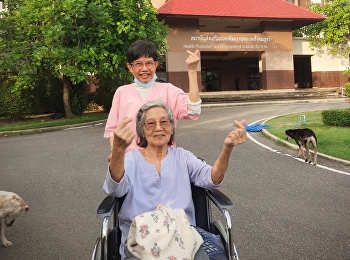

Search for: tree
xmin=301 ymin=0 xmax=350 ymax=75
xmin=0 ymin=0 xmax=168 ymax=118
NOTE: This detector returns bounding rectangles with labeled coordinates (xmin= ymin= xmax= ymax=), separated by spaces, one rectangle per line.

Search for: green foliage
xmin=93 ymin=70 xmax=131 ymax=112
xmin=292 ymin=30 xmax=304 ymax=37
xmin=70 ymin=81 xmax=89 ymax=115
xmin=344 ymin=83 xmax=350 ymax=97
xmin=0 ymin=73 xmax=40 ymax=119
xmin=0 ymin=0 xmax=168 ymax=116
xmin=301 ymin=0 xmax=350 ymax=75
xmin=321 ymin=108 xmax=350 ymax=127
xmin=36 ymin=73 xmax=64 ymax=112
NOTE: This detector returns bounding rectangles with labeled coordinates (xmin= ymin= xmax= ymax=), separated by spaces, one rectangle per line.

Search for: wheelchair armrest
xmin=207 ymin=189 xmax=234 ymax=211
xmin=97 ymin=196 xmax=118 ymax=219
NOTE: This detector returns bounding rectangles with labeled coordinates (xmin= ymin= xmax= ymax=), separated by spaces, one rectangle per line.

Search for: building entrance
xmin=294 ymin=55 xmax=312 ymax=88
xmin=200 ymin=52 xmax=261 ymax=92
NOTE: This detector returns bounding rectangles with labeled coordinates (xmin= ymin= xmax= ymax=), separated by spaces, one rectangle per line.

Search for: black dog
xmin=50 ymin=112 xmax=64 ymax=120
xmin=285 ymin=128 xmax=318 ymax=165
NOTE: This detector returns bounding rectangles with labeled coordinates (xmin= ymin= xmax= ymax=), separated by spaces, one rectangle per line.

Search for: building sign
xmin=167 ymin=30 xmax=291 ymax=52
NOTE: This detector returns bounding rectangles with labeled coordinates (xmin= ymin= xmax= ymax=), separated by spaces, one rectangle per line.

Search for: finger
xmin=118 ymin=124 xmax=134 ymax=138
xmin=234 ymin=119 xmax=246 ymax=129
xmin=186 ymin=50 xmax=199 ymax=58
xmin=127 ymin=132 xmax=136 ymax=143
xmin=118 ymin=117 xmax=133 ymax=128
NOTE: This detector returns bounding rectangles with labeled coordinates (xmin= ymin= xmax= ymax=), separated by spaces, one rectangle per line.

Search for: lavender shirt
xmin=103 ymin=147 xmax=220 ymax=259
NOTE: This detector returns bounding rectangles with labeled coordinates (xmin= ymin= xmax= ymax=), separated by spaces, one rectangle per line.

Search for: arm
xmin=109 ymin=136 xmax=114 ymax=150
xmin=211 ymin=120 xmax=247 ymax=184
xmin=104 ymin=89 xmax=120 ymax=158
xmin=109 ymin=117 xmax=135 ymax=182
xmin=186 ymin=50 xmax=201 ymax=103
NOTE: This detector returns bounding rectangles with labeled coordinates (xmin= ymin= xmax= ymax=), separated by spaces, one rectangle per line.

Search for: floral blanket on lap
xmin=127 ymin=205 xmax=203 ymax=259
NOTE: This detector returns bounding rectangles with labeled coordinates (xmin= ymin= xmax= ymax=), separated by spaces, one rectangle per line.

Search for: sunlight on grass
xmin=266 ymin=111 xmax=350 ymax=161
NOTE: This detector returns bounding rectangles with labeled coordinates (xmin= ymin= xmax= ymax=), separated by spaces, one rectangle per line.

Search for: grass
xmin=265 ymin=111 xmax=350 ymax=161
xmin=0 ymin=112 xmax=108 ymax=132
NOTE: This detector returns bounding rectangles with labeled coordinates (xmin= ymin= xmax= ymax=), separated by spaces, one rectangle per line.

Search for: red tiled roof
xmin=157 ymin=0 xmax=325 ymax=20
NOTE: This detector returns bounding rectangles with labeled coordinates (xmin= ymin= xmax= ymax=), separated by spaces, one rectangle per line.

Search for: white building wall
xmin=293 ymin=37 xmax=349 ymax=72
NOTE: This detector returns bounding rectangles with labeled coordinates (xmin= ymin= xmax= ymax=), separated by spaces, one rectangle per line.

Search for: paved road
xmin=0 ymin=99 xmax=349 ymax=260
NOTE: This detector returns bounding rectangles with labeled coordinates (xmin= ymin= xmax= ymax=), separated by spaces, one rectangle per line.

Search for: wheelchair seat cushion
xmin=194 ymin=226 xmax=228 ymax=260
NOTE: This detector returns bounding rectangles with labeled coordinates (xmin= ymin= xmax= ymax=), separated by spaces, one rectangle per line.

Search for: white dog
xmin=0 ymin=191 xmax=29 ymax=247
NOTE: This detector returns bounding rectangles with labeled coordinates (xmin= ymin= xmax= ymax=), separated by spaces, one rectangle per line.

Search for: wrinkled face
xmin=143 ymin=107 xmax=173 ymax=147
xmin=127 ymin=55 xmax=158 ymax=83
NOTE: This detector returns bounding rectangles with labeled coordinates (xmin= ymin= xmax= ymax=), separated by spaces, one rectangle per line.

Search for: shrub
xmin=93 ymin=71 xmax=131 ymax=112
xmin=321 ymin=108 xmax=350 ymax=127
xmin=345 ymin=83 xmax=350 ymax=97
xmin=0 ymin=74 xmax=38 ymax=119
xmin=70 ymin=81 xmax=89 ymax=116
xmin=37 ymin=74 xmax=64 ymax=113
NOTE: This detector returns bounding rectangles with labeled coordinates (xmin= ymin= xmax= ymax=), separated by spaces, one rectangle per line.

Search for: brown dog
xmin=0 ymin=191 xmax=29 ymax=247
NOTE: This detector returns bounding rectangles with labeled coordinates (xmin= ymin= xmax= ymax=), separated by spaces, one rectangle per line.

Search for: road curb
xmin=0 ymin=120 xmax=107 ymax=138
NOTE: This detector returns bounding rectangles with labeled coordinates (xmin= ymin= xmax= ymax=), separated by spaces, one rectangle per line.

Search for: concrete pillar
xmin=260 ymin=51 xmax=295 ymax=90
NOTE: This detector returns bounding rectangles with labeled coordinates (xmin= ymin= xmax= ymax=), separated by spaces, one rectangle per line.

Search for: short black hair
xmin=126 ymin=40 xmax=158 ymax=63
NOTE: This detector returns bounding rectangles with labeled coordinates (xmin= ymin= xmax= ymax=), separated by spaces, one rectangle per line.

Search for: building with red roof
xmin=152 ymin=0 xmax=348 ymax=91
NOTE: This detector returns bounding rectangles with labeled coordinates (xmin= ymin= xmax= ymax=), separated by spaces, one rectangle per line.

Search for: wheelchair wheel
xmin=92 ymin=237 xmax=102 ymax=260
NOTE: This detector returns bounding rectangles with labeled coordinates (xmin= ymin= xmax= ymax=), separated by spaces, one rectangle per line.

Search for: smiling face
xmin=143 ymin=107 xmax=173 ymax=148
xmin=127 ymin=55 xmax=158 ymax=83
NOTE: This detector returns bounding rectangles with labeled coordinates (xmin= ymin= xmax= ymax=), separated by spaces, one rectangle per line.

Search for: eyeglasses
xmin=130 ymin=61 xmax=156 ymax=69
xmin=144 ymin=118 xmax=171 ymax=130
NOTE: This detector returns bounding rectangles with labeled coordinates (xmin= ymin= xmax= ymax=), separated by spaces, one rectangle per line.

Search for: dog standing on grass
xmin=0 ymin=191 xmax=29 ymax=247
xmin=285 ymin=128 xmax=318 ymax=165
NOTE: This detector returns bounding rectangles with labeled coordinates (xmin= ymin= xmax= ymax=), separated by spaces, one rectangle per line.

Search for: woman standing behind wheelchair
xmin=103 ymin=100 xmax=247 ymax=259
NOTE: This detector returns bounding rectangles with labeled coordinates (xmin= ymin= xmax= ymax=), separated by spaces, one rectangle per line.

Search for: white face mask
xmin=134 ymin=75 xmax=158 ymax=87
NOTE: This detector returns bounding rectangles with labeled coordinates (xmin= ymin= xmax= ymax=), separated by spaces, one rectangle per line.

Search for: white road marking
xmin=64 ymin=122 xmax=104 ymax=130
xmin=247 ymin=118 xmax=350 ymax=176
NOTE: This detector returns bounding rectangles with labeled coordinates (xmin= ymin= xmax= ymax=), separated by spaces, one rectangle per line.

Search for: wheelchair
xmin=92 ymin=182 xmax=239 ymax=260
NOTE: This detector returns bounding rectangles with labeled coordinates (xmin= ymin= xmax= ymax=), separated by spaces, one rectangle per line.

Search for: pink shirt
xmin=104 ymin=82 xmax=200 ymax=151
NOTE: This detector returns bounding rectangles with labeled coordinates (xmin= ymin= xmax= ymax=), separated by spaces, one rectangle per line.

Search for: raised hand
xmin=224 ymin=120 xmax=247 ymax=148
xmin=186 ymin=50 xmax=200 ymax=72
xmin=113 ymin=117 xmax=135 ymax=150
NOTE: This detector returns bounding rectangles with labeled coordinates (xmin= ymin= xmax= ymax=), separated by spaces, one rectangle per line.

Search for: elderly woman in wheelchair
xmin=94 ymin=100 xmax=247 ymax=260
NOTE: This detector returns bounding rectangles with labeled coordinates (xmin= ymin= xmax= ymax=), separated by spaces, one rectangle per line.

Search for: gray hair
xmin=136 ymin=100 xmax=175 ymax=148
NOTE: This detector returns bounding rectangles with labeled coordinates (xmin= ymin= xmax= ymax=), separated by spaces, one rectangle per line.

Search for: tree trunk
xmin=62 ymin=75 xmax=74 ymax=118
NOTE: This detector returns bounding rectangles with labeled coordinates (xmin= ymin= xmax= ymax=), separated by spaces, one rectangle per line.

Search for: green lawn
xmin=0 ymin=112 xmax=108 ymax=132
xmin=265 ymin=111 xmax=350 ymax=161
